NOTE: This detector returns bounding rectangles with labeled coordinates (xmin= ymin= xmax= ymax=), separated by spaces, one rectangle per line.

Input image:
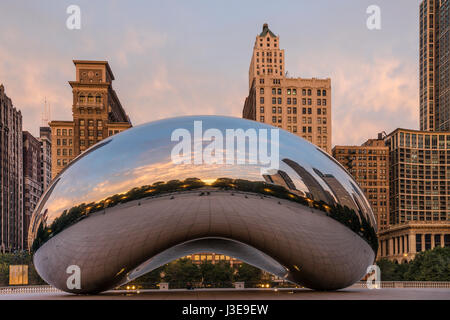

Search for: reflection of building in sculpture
xmin=282 ymin=158 xmax=333 ymax=203
xmin=263 ymin=170 xmax=306 ymax=197
xmin=242 ymin=23 xmax=332 ymax=153
xmin=184 ymin=253 xmax=241 ymax=266
xmin=313 ymin=168 xmax=358 ymax=212
xmin=50 ymin=60 xmax=132 ymax=178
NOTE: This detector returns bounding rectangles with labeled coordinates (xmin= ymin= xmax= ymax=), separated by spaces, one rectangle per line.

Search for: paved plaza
xmin=1 ymin=287 xmax=449 ymax=300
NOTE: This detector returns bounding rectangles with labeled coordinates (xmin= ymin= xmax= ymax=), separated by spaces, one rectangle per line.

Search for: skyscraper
xmin=22 ymin=131 xmax=42 ymax=250
xmin=419 ymin=0 xmax=449 ymax=131
xmin=378 ymin=128 xmax=450 ymax=263
xmin=38 ymin=126 xmax=52 ymax=192
xmin=243 ymin=24 xmax=332 ymax=153
xmin=0 ymin=84 xmax=24 ymax=252
xmin=49 ymin=60 xmax=132 ymax=178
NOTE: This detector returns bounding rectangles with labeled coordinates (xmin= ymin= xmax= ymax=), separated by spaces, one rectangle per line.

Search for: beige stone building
xmin=243 ymin=24 xmax=332 ymax=154
xmin=332 ymin=134 xmax=390 ymax=234
xmin=50 ymin=60 xmax=132 ymax=178
xmin=378 ymin=128 xmax=450 ymax=262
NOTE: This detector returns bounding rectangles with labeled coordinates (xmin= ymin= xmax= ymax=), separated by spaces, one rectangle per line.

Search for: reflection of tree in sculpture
xmin=32 ymin=176 xmax=378 ymax=253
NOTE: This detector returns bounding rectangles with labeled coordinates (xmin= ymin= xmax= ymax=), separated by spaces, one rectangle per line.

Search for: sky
xmin=0 ymin=0 xmax=421 ymax=146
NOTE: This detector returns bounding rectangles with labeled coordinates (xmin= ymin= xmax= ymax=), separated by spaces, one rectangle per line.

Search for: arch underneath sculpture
xmin=124 ymin=237 xmax=291 ymax=285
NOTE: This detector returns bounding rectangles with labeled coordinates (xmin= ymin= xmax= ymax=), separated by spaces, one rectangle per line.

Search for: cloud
xmin=296 ymin=53 xmax=419 ymax=146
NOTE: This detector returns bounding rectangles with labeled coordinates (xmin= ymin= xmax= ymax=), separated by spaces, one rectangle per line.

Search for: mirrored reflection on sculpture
xmin=29 ymin=116 xmax=377 ymax=293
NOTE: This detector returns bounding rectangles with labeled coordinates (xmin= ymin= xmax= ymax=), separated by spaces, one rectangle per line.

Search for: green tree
xmin=163 ymin=258 xmax=202 ymax=286
xmin=200 ymin=261 xmax=233 ymax=286
xmin=377 ymin=258 xmax=403 ymax=281
xmin=403 ymin=247 xmax=450 ymax=281
xmin=234 ymin=263 xmax=263 ymax=285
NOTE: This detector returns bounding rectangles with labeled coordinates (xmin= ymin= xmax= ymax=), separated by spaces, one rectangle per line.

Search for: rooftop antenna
xmin=41 ymin=97 xmax=51 ymax=127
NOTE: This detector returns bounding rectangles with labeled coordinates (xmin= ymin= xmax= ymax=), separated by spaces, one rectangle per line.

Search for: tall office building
xmin=332 ymin=134 xmax=390 ymax=233
xmin=378 ymin=128 xmax=449 ymax=263
xmin=22 ymin=131 xmax=42 ymax=250
xmin=419 ymin=0 xmax=449 ymax=131
xmin=0 ymin=84 xmax=24 ymax=252
xmin=39 ymin=127 xmax=52 ymax=192
xmin=243 ymin=24 xmax=332 ymax=153
xmin=49 ymin=60 xmax=132 ymax=178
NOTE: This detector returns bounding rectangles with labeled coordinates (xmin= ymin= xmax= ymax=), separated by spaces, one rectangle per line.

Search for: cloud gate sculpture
xmin=29 ymin=116 xmax=377 ymax=294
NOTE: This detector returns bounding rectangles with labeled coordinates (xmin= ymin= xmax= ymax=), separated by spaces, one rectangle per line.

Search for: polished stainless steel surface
xmin=29 ymin=116 xmax=377 ymax=293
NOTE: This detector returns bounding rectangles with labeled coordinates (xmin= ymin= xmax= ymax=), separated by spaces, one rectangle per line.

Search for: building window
xmin=317 ymin=99 xmax=321 ymax=106
xmin=323 ymin=99 xmax=327 ymax=106
xmin=293 ymin=98 xmax=297 ymax=105
xmin=317 ymin=89 xmax=321 ymax=96
xmin=287 ymin=98 xmax=291 ymax=105
xmin=272 ymin=116 xmax=276 ymax=123
xmin=260 ymin=106 xmax=264 ymax=113
xmin=272 ymin=97 xmax=277 ymax=104
xmin=96 ymin=95 xmax=102 ymax=103
xmin=57 ymin=129 xmax=61 ymax=136
xmin=416 ymin=234 xmax=422 ymax=252
xmin=293 ymin=107 xmax=297 ymax=114
xmin=278 ymin=107 xmax=282 ymax=113
xmin=260 ymin=97 xmax=264 ymax=104
xmin=278 ymin=98 xmax=282 ymax=104
xmin=322 ymin=90 xmax=327 ymax=96
xmin=307 ymin=89 xmax=311 ymax=96
xmin=260 ymin=88 xmax=264 ymax=94
xmin=79 ymin=119 xmax=85 ymax=126
xmin=260 ymin=116 xmax=265 ymax=122
xmin=272 ymin=107 xmax=276 ymax=113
